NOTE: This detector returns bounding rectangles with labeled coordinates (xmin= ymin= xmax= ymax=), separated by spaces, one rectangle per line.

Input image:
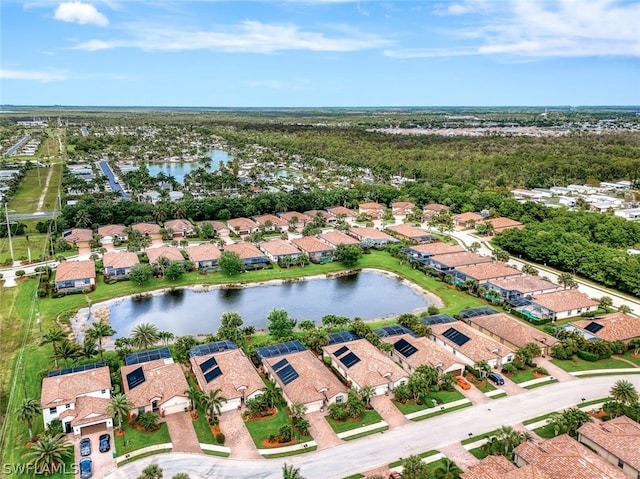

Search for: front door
xmin=151 ymin=400 xmax=159 ymax=413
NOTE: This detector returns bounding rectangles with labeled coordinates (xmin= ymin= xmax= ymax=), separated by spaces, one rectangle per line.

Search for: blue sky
xmin=1 ymin=0 xmax=639 ymax=107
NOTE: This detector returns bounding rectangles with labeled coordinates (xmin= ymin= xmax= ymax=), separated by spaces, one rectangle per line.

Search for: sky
xmin=1 ymin=0 xmax=639 ymax=107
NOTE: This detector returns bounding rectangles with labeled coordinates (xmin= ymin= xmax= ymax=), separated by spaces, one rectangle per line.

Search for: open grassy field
xmin=8 ymin=162 xmax=62 ymax=214
xmin=0 ymin=233 xmax=52 ymax=264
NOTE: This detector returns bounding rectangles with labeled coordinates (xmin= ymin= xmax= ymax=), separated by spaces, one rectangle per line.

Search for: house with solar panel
xmin=515 ymin=289 xmax=599 ymax=322
xmin=41 ymin=362 xmax=113 ymax=436
xmin=570 ymin=312 xmax=640 ymax=345
xmin=256 ymin=341 xmax=348 ymax=413
xmin=120 ymin=347 xmax=190 ymax=417
xmin=189 ymin=341 xmax=265 ymax=412
xmin=429 ymin=321 xmax=515 ymax=369
xmin=376 ymin=325 xmax=465 ymax=377
xmin=322 ymin=331 xmax=408 ymax=396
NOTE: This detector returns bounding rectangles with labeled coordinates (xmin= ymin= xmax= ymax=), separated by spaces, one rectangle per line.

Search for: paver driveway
xmin=164 ymin=411 xmax=202 ymax=454
xmin=306 ymin=411 xmax=342 ymax=450
xmin=370 ymin=395 xmax=409 ymax=428
xmin=218 ymin=409 xmax=261 ymax=459
xmin=72 ymin=429 xmax=117 ymax=479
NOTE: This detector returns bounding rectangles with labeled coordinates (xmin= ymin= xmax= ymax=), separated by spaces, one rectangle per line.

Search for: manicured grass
xmin=462 ymin=428 xmax=500 ymax=445
xmin=113 ymin=422 xmax=171 ymax=456
xmin=525 ymin=379 xmax=558 ymax=389
xmin=342 ymin=475 xmax=365 ymax=479
xmin=341 ymin=425 xmax=388 ymax=441
xmin=326 ymin=409 xmax=384 ymax=434
xmin=203 ymin=449 xmax=231 ymax=457
xmin=533 ymin=423 xmax=557 ymax=439
xmin=117 ymin=448 xmax=172 ymax=465
xmin=411 ymin=403 xmax=472 ymax=421
xmin=551 ymin=356 xmax=635 ymax=372
xmin=469 ymin=446 xmax=489 ymax=460
xmin=263 ymin=445 xmax=317 ymax=458
xmin=191 ymin=408 xmax=218 ymax=445
xmin=490 ymin=393 xmax=507 ymax=399
xmin=244 ymin=401 xmax=311 ymax=449
xmin=619 ymin=351 xmax=640 ymax=367
xmin=472 ymin=381 xmax=497 ymax=393
xmin=393 ymin=390 xmax=465 ymax=414
xmin=503 ymin=367 xmax=538 ymax=384
xmin=388 ymin=449 xmax=440 ymax=467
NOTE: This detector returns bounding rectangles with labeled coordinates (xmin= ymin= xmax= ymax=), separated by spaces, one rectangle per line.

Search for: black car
xmin=79 ymin=438 xmax=91 ymax=457
xmin=79 ymin=458 xmax=92 ymax=479
xmin=488 ymin=372 xmax=505 ymax=385
xmin=99 ymin=434 xmax=111 ymax=453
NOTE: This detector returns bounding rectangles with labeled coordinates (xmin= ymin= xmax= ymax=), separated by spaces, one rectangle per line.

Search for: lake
xmin=88 ymin=270 xmax=430 ymax=338
xmin=146 ymin=150 xmax=231 ymax=184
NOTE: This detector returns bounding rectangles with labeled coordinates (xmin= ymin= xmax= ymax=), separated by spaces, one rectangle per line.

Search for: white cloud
xmin=0 ymin=69 xmax=68 ymax=82
xmin=54 ymin=1 xmax=109 ymax=26
xmin=71 ymin=20 xmax=388 ymax=53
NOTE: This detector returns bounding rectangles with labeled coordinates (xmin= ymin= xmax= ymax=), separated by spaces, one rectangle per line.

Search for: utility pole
xmin=4 ymin=202 xmax=14 ymax=264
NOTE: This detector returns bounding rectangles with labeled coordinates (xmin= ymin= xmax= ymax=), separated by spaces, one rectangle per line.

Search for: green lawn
xmin=191 ymin=408 xmax=218 ymax=445
xmin=532 ymin=423 xmax=557 ymax=439
xmin=243 ymin=401 xmax=311 ymax=449
xmin=326 ymin=409 xmax=384 ymax=434
xmin=113 ymin=422 xmax=171 ymax=456
xmin=392 ymin=390 xmax=465 ymax=415
xmin=619 ymin=351 xmax=640 ymax=367
xmin=388 ymin=449 xmax=440 ymax=467
xmin=504 ymin=367 xmax=538 ymax=384
xmin=551 ymin=356 xmax=635 ymax=372
xmin=0 ymin=233 xmax=52 ymax=264
xmin=8 ymin=162 xmax=62 ymax=214
xmin=468 ymin=446 xmax=489 ymax=460
xmin=411 ymin=403 xmax=472 ymax=421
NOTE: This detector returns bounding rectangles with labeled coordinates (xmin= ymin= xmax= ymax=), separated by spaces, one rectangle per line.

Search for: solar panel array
xmin=255 ymin=340 xmax=306 ymax=361
xmin=126 ymin=366 xmax=145 ymax=390
xmin=190 ymin=340 xmax=238 ymax=358
xmin=374 ymin=324 xmax=418 ymax=338
xmin=333 ymin=345 xmax=349 ymax=358
xmin=204 ymin=366 xmax=223 ymax=383
xmin=394 ymin=338 xmax=418 ymax=358
xmin=585 ymin=322 xmax=604 ymax=334
xmin=340 ymin=351 xmax=361 ymax=368
xmin=199 ymin=356 xmax=218 ymax=374
xmin=199 ymin=355 xmax=223 ymax=383
xmin=327 ymin=330 xmax=361 ymax=345
xmin=125 ymin=347 xmax=172 ymax=366
xmin=272 ymin=358 xmax=299 ymax=386
xmin=420 ymin=314 xmax=456 ymax=326
xmin=48 ymin=362 xmax=105 ymax=378
xmin=457 ymin=306 xmax=499 ymax=320
xmin=442 ymin=327 xmax=471 ymax=347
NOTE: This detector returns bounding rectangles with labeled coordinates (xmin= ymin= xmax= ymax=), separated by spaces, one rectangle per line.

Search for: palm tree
xmin=131 ymin=322 xmax=160 ymax=350
xmin=203 ymin=388 xmax=227 ymax=423
xmin=618 ymin=304 xmax=633 ymax=314
xmin=158 ymin=331 xmax=175 ymax=346
xmin=26 ymin=434 xmax=72 ymax=472
xmin=263 ymin=380 xmax=282 ymax=410
xmin=16 ymin=398 xmax=40 ymax=441
xmin=474 ymin=360 xmax=492 ymax=386
xmin=401 ymin=455 xmax=429 ymax=479
xmin=81 ymin=337 xmax=98 ymax=360
xmin=432 ymin=458 xmax=463 ymax=479
xmin=105 ymin=393 xmax=134 ymax=432
xmin=41 ymin=328 xmax=66 ymax=368
xmin=282 ymin=463 xmax=305 ymax=479
xmin=290 ymin=402 xmax=307 ymax=420
xmin=358 ymin=385 xmax=375 ymax=408
xmin=610 ymin=379 xmax=639 ymax=406
xmin=86 ymin=320 xmax=116 ymax=361
xmin=184 ymin=385 xmax=204 ymax=412
xmin=54 ymin=338 xmax=81 ymax=366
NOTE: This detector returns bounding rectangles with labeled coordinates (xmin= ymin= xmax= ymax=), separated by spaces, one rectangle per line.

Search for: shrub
xmin=502 ymin=364 xmax=517 ymax=375
xmin=328 ymin=403 xmax=348 ymax=421
xmin=534 ymin=367 xmax=549 ymax=375
xmin=215 ymin=433 xmax=225 ymax=445
xmin=52 ymin=292 xmax=67 ymax=299
xmin=577 ymin=350 xmax=599 ymax=362
xmin=15 ymin=270 xmax=26 ymax=277
xmin=37 ymin=289 xmax=47 ymax=298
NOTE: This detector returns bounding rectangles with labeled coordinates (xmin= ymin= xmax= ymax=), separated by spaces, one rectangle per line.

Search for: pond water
xmin=146 ymin=150 xmax=231 ymax=184
xmin=91 ymin=271 xmax=430 ymax=338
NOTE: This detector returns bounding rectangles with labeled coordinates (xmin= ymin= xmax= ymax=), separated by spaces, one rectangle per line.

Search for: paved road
xmin=99 ymin=160 xmax=131 ymax=200
xmin=7 ymin=212 xmax=59 ymax=220
xmin=104 ymin=375 xmax=640 ymax=479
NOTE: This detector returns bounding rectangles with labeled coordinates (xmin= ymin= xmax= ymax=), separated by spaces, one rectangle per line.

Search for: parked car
xmin=79 ymin=438 xmax=91 ymax=457
xmin=79 ymin=458 xmax=92 ymax=479
xmin=488 ymin=372 xmax=505 ymax=385
xmin=99 ymin=434 xmax=110 ymax=453
xmin=456 ymin=375 xmax=471 ymax=390
xmin=389 ymin=472 xmax=403 ymax=479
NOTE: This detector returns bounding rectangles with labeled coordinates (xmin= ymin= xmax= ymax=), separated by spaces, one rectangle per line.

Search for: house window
xmin=336 ymin=395 xmax=343 ymax=404
xmin=101 ymin=389 xmax=106 ymax=394
xmin=618 ymin=459 xmax=623 ymax=469
xmin=65 ymin=404 xmax=71 ymax=409
xmin=138 ymin=407 xmax=145 ymax=416
xmin=49 ymin=407 xmax=57 ymax=414
xmin=399 ymin=380 xmax=406 ymax=386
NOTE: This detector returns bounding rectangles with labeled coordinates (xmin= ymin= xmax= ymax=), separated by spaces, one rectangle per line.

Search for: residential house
xmin=256 ymin=341 xmax=347 ymax=413
xmin=428 ymin=251 xmax=492 ymax=273
xmin=452 ymin=212 xmax=484 ymax=228
xmin=254 ymin=214 xmax=288 ymax=232
xmin=227 ymin=217 xmax=259 ymax=236
xmin=403 ymin=243 xmax=466 ymax=265
xmin=323 ymin=336 xmax=408 ymax=396
xmin=259 ymin=239 xmax=302 ymax=264
xmin=146 ymin=245 xmax=185 ymax=265
xmin=478 ymin=217 xmax=524 ymax=234
xmin=349 ymin=227 xmax=399 ymax=248
xmin=198 ymin=220 xmax=229 ymax=236
xmin=185 ymin=243 xmax=221 ymax=271
xmin=485 ymin=275 xmax=561 ymax=302
xmin=54 ymin=260 xmax=96 ymax=292
xmin=131 ymin=222 xmax=162 ymax=242
xmin=451 ymin=262 xmax=521 ymax=286
xmin=578 ymin=415 xmax=640 ymax=479
xmin=292 ymin=236 xmax=335 ymax=263
xmin=303 ymin=210 xmax=334 ymax=225
xmin=358 ymin=202 xmax=385 ymax=220
xmin=319 ymin=230 xmax=361 ymax=248
xmin=571 ymin=312 xmax=640 ymax=344
xmin=386 ymin=224 xmax=435 ymax=244
xmin=223 ymin=242 xmax=270 ymax=270
xmin=423 ymin=203 xmax=450 ymax=221
xmin=97 ymin=224 xmax=127 ymax=243
xmin=615 ymin=208 xmax=640 ymax=221
xmin=463 ymin=313 xmax=559 ymax=357
xmin=61 ymin=228 xmax=93 ymax=247
xmin=326 ymin=206 xmax=357 ymax=222
xmin=102 ymin=251 xmax=139 ymax=279
xmin=461 ymin=455 xmax=549 ymax=479
xmin=163 ymin=219 xmax=195 ymax=238
xmin=121 ymin=349 xmax=190 ymax=417
xmin=278 ymin=211 xmax=312 ymax=231
xmin=391 ymin=201 xmax=415 ymax=221
xmin=519 ymin=289 xmax=599 ymax=321
xmin=41 ymin=363 xmax=112 ymax=436
xmin=189 ymin=341 xmax=265 ymax=413
xmin=514 ymin=434 xmax=628 ymax=479
xmin=430 ymin=321 xmax=515 ymax=369
xmin=376 ymin=325 xmax=465 ymax=377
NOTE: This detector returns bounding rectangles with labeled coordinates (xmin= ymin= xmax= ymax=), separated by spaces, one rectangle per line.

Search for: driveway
xmin=493 ymin=374 xmax=526 ymax=396
xmin=218 ymin=409 xmax=261 ymax=459
xmin=73 ymin=429 xmax=117 ymax=478
xmin=457 ymin=382 xmax=491 ymax=405
xmin=370 ymin=395 xmax=410 ymax=428
xmin=306 ymin=411 xmax=342 ymax=450
xmin=535 ymin=357 xmax=577 ymax=382
xmin=164 ymin=411 xmax=202 ymax=454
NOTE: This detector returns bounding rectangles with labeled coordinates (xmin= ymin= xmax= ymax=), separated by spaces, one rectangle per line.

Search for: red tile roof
xmin=467 ymin=313 xmax=559 ymax=349
xmin=197 ymin=220 xmax=229 ymax=233
xmin=97 ymin=224 xmax=126 ymax=237
xmin=430 ymin=321 xmax=514 ymax=363
xmin=131 ymin=222 xmax=161 ymax=235
xmin=532 ymin=290 xmax=599 ymax=313
xmin=572 ymin=312 xmax=640 ymax=342
xmin=41 ymin=366 xmax=111 ymax=408
xmin=103 ymin=251 xmax=140 ymax=269
xmin=326 ymin=206 xmax=356 ymax=217
xmin=578 ymin=415 xmax=640 ymax=471
xmin=453 ymin=212 xmax=484 ymax=223
xmin=55 ymin=260 xmax=96 ymax=282
xmin=350 ymin=226 xmax=396 ymax=241
xmin=278 ymin=211 xmax=312 ymax=223
xmin=62 ymin=228 xmax=93 ymax=243
xmin=456 ymin=262 xmax=521 ymax=281
xmin=259 ymin=239 xmax=301 ymax=257
xmin=481 ymin=217 xmax=524 ymax=232
xmin=409 ymin=242 xmax=465 ymax=255
xmin=488 ymin=276 xmax=560 ymax=294
xmin=292 ymin=236 xmax=335 ymax=253
xmin=379 ymin=334 xmax=464 ymax=374
xmin=227 ymin=217 xmax=258 ymax=231
xmin=186 ymin=243 xmax=221 ymax=262
xmin=254 ymin=214 xmax=288 ymax=227
xmin=431 ymin=251 xmax=492 ymax=268
xmin=319 ymin=230 xmax=360 ymax=246
xmin=146 ymin=245 xmax=185 ymax=264
xmin=164 ymin=219 xmax=194 ymax=233
xmin=386 ymin=223 xmax=432 ymax=240
xmin=224 ymin=242 xmax=266 ymax=259
xmin=121 ymin=358 xmax=189 ymax=409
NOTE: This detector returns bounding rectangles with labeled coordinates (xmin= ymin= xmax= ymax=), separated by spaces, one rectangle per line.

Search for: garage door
xmin=81 ymin=422 xmax=107 ymax=436
xmin=163 ymin=402 xmax=189 ymax=415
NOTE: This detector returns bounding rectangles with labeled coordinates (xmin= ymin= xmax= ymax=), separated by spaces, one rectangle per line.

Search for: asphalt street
xmin=105 ymin=375 xmax=640 ymax=479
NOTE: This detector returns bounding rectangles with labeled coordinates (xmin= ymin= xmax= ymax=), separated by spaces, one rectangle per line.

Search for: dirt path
xmin=36 ymin=165 xmax=55 ymax=211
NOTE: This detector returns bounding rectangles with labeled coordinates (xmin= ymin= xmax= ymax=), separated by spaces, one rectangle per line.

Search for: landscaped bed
xmin=243 ymin=400 xmax=311 ymax=449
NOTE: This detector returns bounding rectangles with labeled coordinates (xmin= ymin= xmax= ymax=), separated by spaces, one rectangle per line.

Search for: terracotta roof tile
xmin=131 ymin=222 xmax=161 ymax=235
xmin=186 ymin=243 xmax=221 ymax=262
xmin=461 ymin=455 xmax=518 ymax=479
xmin=55 ymin=260 xmax=96 ymax=282
xmin=456 ymin=263 xmax=522 ymax=281
xmin=488 ymin=276 xmax=560 ymax=294
xmin=379 ymin=334 xmax=464 ymax=374
xmin=164 ymin=219 xmax=194 ymax=233
xmin=391 ymin=202 xmax=415 ymax=211
xmin=431 ymin=252 xmax=492 ymax=268
xmin=409 ymin=243 xmax=465 ymax=256
xmin=41 ymin=366 xmax=111 ymax=407
xmin=303 ymin=210 xmax=331 ymax=220
xmin=572 ymin=313 xmax=640 ymax=342
xmin=71 ymin=396 xmax=111 ymax=427
xmin=430 ymin=321 xmax=514 ymax=363
xmin=278 ymin=211 xmax=312 ymax=223
xmin=197 ymin=220 xmax=229 ymax=233
xmin=103 ymin=251 xmax=140 ymax=269
xmin=466 ymin=313 xmax=559 ymax=350
xmin=259 ymin=239 xmax=301 ymax=257
xmin=227 ymin=217 xmax=258 ymax=231
xmin=62 ymin=228 xmax=93 ymax=243
xmin=121 ymin=358 xmax=189 ymax=409
xmin=224 ymin=242 xmax=267 ymax=259
xmin=578 ymin=415 xmax=640 ymax=471
xmin=146 ymin=245 xmax=185 ymax=264
xmin=319 ymin=230 xmax=360 ymax=247
xmin=531 ymin=290 xmax=599 ymax=313
xmin=254 ymin=214 xmax=288 ymax=227
xmin=292 ymin=236 xmax=335 ymax=254
xmin=481 ymin=217 xmax=524 ymax=231
xmin=326 ymin=206 xmax=356 ymax=217
xmin=424 ymin=203 xmax=449 ymax=212
xmin=97 ymin=224 xmax=126 ymax=237
xmin=350 ymin=227 xmax=397 ymax=241
xmin=454 ymin=212 xmax=484 ymax=223
xmin=386 ymin=224 xmax=432 ymax=240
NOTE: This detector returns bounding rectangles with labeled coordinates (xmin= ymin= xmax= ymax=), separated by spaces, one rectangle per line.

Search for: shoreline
xmin=70 ymin=268 xmax=444 ymax=343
